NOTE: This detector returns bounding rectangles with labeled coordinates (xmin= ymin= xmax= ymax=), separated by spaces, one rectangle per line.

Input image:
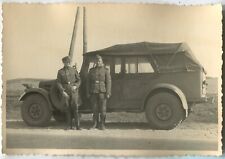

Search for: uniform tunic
xmin=86 ymin=66 xmax=111 ymax=96
xmin=86 ymin=66 xmax=111 ymax=116
xmin=57 ymin=66 xmax=81 ymax=107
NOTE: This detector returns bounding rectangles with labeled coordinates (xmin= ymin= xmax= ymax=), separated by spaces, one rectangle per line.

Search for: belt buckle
xmin=68 ymin=82 xmax=70 ymax=84
xmin=95 ymin=81 xmax=99 ymax=84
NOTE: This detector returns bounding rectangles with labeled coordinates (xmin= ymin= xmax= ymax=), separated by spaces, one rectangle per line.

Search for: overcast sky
xmin=3 ymin=3 xmax=222 ymax=80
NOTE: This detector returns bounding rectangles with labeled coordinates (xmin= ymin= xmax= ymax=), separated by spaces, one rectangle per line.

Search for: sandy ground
xmin=5 ymin=79 xmax=220 ymax=152
xmin=5 ymin=102 xmax=219 ymax=150
xmin=6 ymin=118 xmax=218 ymax=151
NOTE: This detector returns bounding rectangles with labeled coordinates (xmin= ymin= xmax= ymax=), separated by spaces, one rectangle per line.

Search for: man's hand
xmin=62 ymin=91 xmax=69 ymax=98
xmin=72 ymin=86 xmax=77 ymax=90
xmin=106 ymin=94 xmax=110 ymax=99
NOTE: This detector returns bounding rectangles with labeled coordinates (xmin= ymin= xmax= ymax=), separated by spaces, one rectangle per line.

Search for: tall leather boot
xmin=74 ymin=110 xmax=81 ymax=130
xmin=65 ymin=110 xmax=72 ymax=130
xmin=99 ymin=115 xmax=106 ymax=130
xmin=90 ymin=114 xmax=99 ymax=129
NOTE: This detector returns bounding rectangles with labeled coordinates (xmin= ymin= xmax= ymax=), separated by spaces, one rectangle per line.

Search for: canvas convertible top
xmin=85 ymin=42 xmax=204 ymax=73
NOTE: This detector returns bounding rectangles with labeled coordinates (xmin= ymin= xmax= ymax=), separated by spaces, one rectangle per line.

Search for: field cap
xmin=95 ymin=54 xmax=102 ymax=60
xmin=62 ymin=56 xmax=71 ymax=63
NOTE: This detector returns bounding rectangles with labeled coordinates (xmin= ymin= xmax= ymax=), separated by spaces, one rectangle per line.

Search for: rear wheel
xmin=52 ymin=111 xmax=66 ymax=122
xmin=145 ymin=92 xmax=185 ymax=130
xmin=21 ymin=94 xmax=52 ymax=126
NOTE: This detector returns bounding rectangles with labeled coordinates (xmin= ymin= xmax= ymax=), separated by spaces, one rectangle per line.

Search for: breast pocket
xmin=60 ymin=72 xmax=67 ymax=83
xmin=69 ymin=72 xmax=76 ymax=82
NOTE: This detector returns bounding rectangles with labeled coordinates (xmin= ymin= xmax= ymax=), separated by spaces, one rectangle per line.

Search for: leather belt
xmin=94 ymin=81 xmax=105 ymax=84
xmin=63 ymin=82 xmax=73 ymax=85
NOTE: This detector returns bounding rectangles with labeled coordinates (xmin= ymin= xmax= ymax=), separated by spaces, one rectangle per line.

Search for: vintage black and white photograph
xmin=2 ymin=3 xmax=222 ymax=155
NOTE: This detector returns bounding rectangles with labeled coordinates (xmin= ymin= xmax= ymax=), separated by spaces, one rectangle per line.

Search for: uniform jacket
xmin=57 ymin=66 xmax=81 ymax=95
xmin=86 ymin=66 xmax=111 ymax=96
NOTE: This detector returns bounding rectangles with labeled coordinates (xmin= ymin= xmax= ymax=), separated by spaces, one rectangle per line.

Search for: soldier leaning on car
xmin=86 ymin=54 xmax=112 ymax=130
xmin=57 ymin=56 xmax=81 ymax=130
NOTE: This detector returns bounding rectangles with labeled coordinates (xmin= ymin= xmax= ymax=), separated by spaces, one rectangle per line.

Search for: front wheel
xmin=21 ymin=94 xmax=52 ymax=126
xmin=145 ymin=92 xmax=185 ymax=130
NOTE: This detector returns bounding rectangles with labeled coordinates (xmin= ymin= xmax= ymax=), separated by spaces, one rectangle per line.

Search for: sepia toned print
xmin=2 ymin=3 xmax=222 ymax=156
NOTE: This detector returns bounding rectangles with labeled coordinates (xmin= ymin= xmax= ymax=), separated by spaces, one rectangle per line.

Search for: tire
xmin=21 ymin=94 xmax=52 ymax=126
xmin=52 ymin=111 xmax=66 ymax=122
xmin=145 ymin=92 xmax=185 ymax=130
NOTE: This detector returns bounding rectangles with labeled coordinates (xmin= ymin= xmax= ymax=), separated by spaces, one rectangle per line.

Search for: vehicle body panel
xmin=79 ymin=57 xmax=204 ymax=113
xmin=78 ymin=42 xmax=207 ymax=113
xmin=19 ymin=87 xmax=53 ymax=111
xmin=20 ymin=42 xmax=208 ymax=114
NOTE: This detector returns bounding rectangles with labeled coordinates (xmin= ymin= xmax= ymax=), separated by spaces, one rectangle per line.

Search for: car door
xmin=107 ymin=57 xmax=124 ymax=110
xmin=121 ymin=56 xmax=156 ymax=110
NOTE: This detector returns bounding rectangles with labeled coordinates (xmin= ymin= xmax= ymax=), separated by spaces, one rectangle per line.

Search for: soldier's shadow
xmin=6 ymin=120 xmax=154 ymax=130
xmin=104 ymin=122 xmax=152 ymax=130
xmin=80 ymin=121 xmax=153 ymax=130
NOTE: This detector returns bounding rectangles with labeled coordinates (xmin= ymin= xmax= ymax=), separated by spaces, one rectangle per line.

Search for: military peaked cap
xmin=95 ymin=54 xmax=102 ymax=60
xmin=62 ymin=56 xmax=71 ymax=63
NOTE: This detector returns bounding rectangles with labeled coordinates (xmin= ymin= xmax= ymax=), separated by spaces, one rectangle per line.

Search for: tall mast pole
xmin=83 ymin=6 xmax=87 ymax=55
xmin=68 ymin=7 xmax=80 ymax=63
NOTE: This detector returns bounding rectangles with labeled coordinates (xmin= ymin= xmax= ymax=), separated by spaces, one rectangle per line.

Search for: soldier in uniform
xmin=57 ymin=56 xmax=81 ymax=130
xmin=86 ymin=55 xmax=111 ymax=130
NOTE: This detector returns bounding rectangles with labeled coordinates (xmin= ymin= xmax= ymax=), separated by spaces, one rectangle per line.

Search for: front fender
xmin=144 ymin=83 xmax=188 ymax=117
xmin=19 ymin=88 xmax=53 ymax=111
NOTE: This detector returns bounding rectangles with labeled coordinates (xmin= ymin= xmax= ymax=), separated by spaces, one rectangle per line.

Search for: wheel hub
xmin=29 ymin=103 xmax=42 ymax=119
xmin=155 ymin=103 xmax=172 ymax=121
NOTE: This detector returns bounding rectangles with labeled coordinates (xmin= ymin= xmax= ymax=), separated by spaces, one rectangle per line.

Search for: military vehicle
xmin=19 ymin=7 xmax=211 ymax=130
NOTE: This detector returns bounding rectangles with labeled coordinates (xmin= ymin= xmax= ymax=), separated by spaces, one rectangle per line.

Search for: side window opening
xmin=138 ymin=57 xmax=154 ymax=73
xmin=115 ymin=58 xmax=122 ymax=74
xmin=125 ymin=57 xmax=137 ymax=74
xmin=124 ymin=57 xmax=154 ymax=74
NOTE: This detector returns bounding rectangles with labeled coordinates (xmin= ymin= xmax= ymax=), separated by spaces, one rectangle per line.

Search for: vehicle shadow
xmin=105 ymin=122 xmax=151 ymax=130
xmin=6 ymin=120 xmax=153 ymax=130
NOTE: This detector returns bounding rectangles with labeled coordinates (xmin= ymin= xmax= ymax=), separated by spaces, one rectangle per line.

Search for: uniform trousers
xmin=90 ymin=93 xmax=107 ymax=118
xmin=64 ymin=89 xmax=79 ymax=127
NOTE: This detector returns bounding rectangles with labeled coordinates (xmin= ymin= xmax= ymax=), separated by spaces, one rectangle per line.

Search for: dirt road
xmin=6 ymin=120 xmax=218 ymax=150
xmin=5 ymin=79 xmax=219 ymax=152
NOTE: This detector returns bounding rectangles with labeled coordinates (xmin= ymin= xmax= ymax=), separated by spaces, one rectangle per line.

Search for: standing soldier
xmin=57 ymin=56 xmax=81 ymax=130
xmin=86 ymin=55 xmax=112 ymax=130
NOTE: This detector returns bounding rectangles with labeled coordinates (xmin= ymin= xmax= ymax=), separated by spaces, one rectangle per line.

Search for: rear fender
xmin=144 ymin=83 xmax=188 ymax=117
xmin=19 ymin=88 xmax=53 ymax=111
